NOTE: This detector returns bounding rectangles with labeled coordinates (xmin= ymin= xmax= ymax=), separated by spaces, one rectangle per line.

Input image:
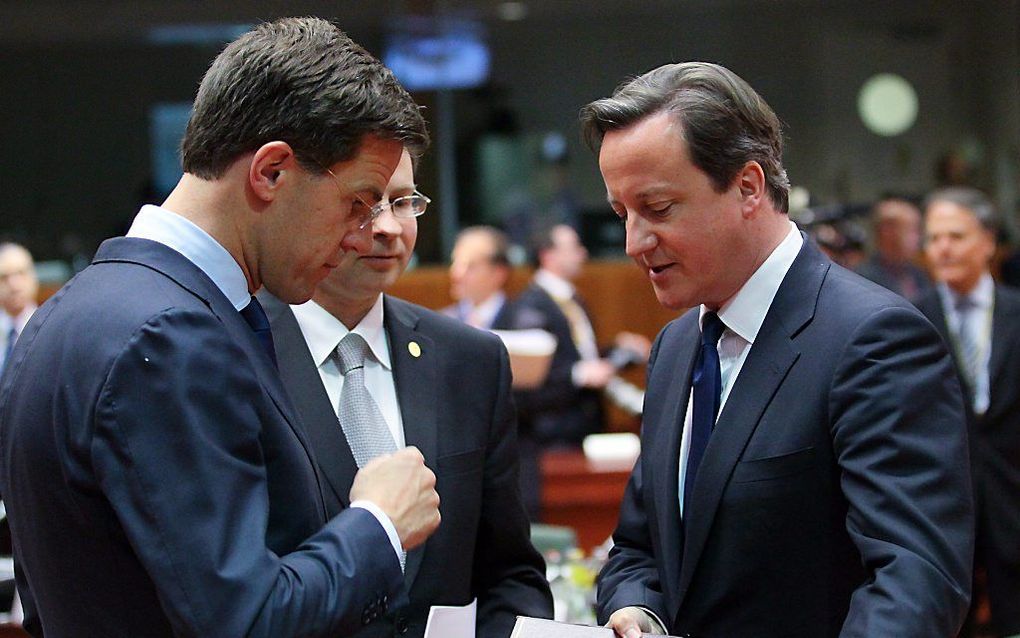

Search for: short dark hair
xmin=924 ymin=187 xmax=999 ymax=234
xmin=455 ymin=226 xmax=510 ymax=267
xmin=181 ymin=17 xmax=429 ymax=179
xmin=579 ymin=62 xmax=790 ymax=212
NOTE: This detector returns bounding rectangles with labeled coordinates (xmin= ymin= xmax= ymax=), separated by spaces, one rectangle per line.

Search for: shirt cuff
xmin=350 ymin=500 xmax=403 ymax=568
xmin=635 ymin=606 xmax=667 ymax=634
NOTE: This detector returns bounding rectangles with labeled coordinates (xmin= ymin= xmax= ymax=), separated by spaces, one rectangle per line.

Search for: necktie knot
xmin=239 ymin=297 xmax=270 ymax=332
xmin=955 ymin=295 xmax=975 ymax=313
xmin=239 ymin=296 xmax=277 ymax=367
xmin=701 ymin=312 xmax=726 ymax=348
xmin=335 ymin=333 xmax=371 ymax=375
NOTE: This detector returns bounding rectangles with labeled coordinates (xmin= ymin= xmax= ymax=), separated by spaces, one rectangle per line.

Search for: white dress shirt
xmin=290 ymin=294 xmax=406 ymax=448
xmin=456 ymin=290 xmax=508 ymax=330
xmin=677 ymin=223 xmax=803 ymax=515
xmin=126 ymin=205 xmax=402 ymax=558
xmin=937 ymin=273 xmax=994 ymax=415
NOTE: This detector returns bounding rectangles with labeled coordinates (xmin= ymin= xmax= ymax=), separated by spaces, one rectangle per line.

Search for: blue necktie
xmin=239 ymin=297 xmax=277 ymax=367
xmin=684 ymin=312 xmax=726 ymax=517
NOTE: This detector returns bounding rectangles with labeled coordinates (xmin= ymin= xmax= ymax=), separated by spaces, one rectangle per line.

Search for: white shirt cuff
xmin=350 ymin=500 xmax=403 ymax=567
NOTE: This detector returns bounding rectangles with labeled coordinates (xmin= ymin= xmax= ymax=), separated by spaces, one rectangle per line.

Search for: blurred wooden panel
xmin=390 ymin=259 xmax=679 ymax=345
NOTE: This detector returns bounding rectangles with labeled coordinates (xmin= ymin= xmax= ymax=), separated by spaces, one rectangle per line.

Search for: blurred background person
xmin=0 ymin=243 xmax=38 ymax=374
xmin=444 ymin=225 xmax=516 ymax=330
xmin=918 ymin=187 xmax=1020 ymax=638
xmin=856 ymin=195 xmax=931 ymax=304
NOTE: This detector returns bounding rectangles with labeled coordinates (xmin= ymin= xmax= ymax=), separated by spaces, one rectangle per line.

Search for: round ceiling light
xmin=857 ymin=73 xmax=918 ymax=136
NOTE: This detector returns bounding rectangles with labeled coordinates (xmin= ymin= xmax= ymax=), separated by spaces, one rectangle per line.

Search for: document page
xmin=423 ymin=597 xmax=477 ymax=638
xmin=510 ymin=616 xmax=681 ymax=638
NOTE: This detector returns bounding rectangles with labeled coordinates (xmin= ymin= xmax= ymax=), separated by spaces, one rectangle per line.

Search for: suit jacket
xmin=0 ymin=238 xmax=403 ymax=638
xmin=918 ymin=284 xmax=1020 ymax=634
xmin=597 ymin=239 xmax=973 ymax=637
xmin=855 ymin=256 xmax=931 ymax=304
xmin=511 ymin=284 xmax=603 ymax=446
xmin=262 ymin=294 xmax=553 ymax=638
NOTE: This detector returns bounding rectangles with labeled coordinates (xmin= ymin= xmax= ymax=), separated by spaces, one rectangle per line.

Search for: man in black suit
xmin=918 ymin=187 xmax=1020 ymax=638
xmin=262 ymin=148 xmax=552 ymax=638
xmin=581 ymin=62 xmax=973 ymax=637
xmin=0 ymin=18 xmax=441 ymax=637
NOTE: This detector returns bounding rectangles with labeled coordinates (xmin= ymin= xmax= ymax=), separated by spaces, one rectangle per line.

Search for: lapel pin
xmin=408 ymin=341 xmax=422 ymax=358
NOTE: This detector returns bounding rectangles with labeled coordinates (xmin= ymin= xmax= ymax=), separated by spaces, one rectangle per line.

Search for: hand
xmin=349 ymin=446 xmax=440 ymax=551
xmin=614 ymin=331 xmax=652 ymax=364
xmin=575 ymin=359 xmax=616 ymax=389
xmin=607 ymin=606 xmax=664 ymax=638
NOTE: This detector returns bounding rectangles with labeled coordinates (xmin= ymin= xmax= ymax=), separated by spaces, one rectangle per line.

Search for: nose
xmin=371 ymin=206 xmax=403 ymax=237
xmin=624 ymin=215 xmax=657 ymax=259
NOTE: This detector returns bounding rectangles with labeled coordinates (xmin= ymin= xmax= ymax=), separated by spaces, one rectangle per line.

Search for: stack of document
xmin=511 ymin=617 xmax=681 ymax=637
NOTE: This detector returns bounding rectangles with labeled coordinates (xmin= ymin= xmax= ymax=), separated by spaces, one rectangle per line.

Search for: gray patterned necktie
xmin=334 ymin=332 xmax=405 ymax=570
xmin=334 ymin=332 xmax=397 ymax=468
xmin=954 ymin=296 xmax=982 ymax=391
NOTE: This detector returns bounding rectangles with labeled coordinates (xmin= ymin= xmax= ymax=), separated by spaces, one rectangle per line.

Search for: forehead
xmin=0 ymin=248 xmax=32 ymax=273
xmin=453 ymin=233 xmax=496 ymax=260
xmin=926 ymin=200 xmax=981 ymax=229
xmin=599 ymin=111 xmax=692 ymax=197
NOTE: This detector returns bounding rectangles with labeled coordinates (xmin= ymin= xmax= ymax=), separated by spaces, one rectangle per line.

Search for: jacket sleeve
xmin=830 ymin=306 xmax=973 ymax=636
xmin=91 ymin=309 xmax=404 ymax=638
xmin=595 ymin=331 xmax=668 ymax=625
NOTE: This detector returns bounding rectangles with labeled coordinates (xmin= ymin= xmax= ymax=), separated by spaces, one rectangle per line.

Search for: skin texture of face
xmin=258 ymin=135 xmax=404 ymax=304
xmin=449 ymin=231 xmax=506 ymax=305
xmin=599 ymin=111 xmax=774 ymax=311
xmin=924 ymin=200 xmax=996 ymax=296
xmin=313 ymin=148 xmax=418 ymax=327
xmin=542 ymin=224 xmax=588 ymax=282
xmin=0 ymin=245 xmax=39 ymax=317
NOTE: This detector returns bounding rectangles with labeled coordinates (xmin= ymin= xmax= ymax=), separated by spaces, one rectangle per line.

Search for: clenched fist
xmin=350 ymin=446 xmax=441 ymax=551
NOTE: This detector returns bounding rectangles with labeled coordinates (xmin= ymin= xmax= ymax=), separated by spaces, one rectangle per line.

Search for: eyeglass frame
xmin=321 ymin=166 xmax=431 ymax=230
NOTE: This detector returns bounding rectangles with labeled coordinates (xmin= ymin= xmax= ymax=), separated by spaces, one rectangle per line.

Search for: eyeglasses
xmin=325 ymin=167 xmax=431 ymax=230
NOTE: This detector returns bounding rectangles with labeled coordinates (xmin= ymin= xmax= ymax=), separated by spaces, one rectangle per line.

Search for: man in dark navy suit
xmin=263 ymin=148 xmax=552 ymax=638
xmin=0 ymin=18 xmax=440 ymax=638
xmin=918 ymin=187 xmax=1020 ymax=638
xmin=581 ymin=62 xmax=973 ymax=637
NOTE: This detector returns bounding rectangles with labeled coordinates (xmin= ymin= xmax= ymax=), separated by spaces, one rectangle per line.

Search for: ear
xmin=736 ymin=161 xmax=766 ymax=217
xmin=249 ymin=141 xmax=299 ymax=203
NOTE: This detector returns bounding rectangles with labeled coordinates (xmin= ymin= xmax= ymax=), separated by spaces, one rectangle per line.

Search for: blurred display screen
xmin=384 ymin=20 xmax=490 ymax=91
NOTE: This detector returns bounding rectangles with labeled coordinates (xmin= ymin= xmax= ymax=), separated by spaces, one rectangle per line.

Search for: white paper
xmin=423 ymin=597 xmax=477 ymax=638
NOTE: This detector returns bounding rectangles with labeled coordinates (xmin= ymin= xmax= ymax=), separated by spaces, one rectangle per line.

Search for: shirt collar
xmin=6 ymin=304 xmax=37 ymax=334
xmin=291 ymin=294 xmax=391 ymax=370
xmin=937 ymin=272 xmax=994 ymax=312
xmin=700 ymin=222 xmax=803 ymax=343
xmin=534 ymin=268 xmax=575 ymax=300
xmin=126 ymin=204 xmax=251 ymax=311
xmin=459 ymin=291 xmax=506 ymax=327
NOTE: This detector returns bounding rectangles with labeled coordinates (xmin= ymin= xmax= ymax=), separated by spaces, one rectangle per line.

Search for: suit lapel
xmin=385 ymin=296 xmax=438 ymax=589
xmin=262 ymin=294 xmax=359 ymax=510
xmin=988 ymin=286 xmax=1015 ymax=390
xmin=674 ymin=239 xmax=824 ymax=610
xmin=651 ymin=316 xmax=699 ymax=614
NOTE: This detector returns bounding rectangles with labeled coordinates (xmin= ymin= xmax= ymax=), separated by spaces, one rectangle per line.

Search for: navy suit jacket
xmin=918 ymin=284 xmax=1020 ymax=633
xmin=597 ymin=238 xmax=974 ymax=637
xmin=0 ymin=238 xmax=403 ymax=637
xmin=261 ymin=294 xmax=553 ymax=638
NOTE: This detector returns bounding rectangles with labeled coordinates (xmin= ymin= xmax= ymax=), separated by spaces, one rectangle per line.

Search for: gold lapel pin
xmin=408 ymin=341 xmax=422 ymax=358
